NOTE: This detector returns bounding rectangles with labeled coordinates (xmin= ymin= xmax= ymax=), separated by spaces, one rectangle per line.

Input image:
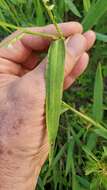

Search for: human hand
xmin=0 ymin=22 xmax=95 ymax=190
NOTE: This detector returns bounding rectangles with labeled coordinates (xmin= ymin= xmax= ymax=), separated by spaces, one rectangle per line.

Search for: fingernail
xmin=67 ymin=34 xmax=87 ymax=58
xmin=83 ymin=30 xmax=96 ymax=50
xmin=86 ymin=30 xmax=96 ymax=39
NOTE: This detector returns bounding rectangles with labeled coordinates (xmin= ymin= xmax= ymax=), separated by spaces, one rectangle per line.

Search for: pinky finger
xmin=64 ymin=52 xmax=89 ymax=90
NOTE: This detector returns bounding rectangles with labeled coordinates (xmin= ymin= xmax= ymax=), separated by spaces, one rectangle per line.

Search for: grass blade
xmin=37 ymin=177 xmax=45 ymax=190
xmin=93 ymin=63 xmax=103 ymax=122
xmin=65 ymin=139 xmax=74 ymax=176
xmin=62 ymin=101 xmax=107 ymax=140
xmin=54 ymin=0 xmax=65 ymax=20
xmin=86 ymin=132 xmax=97 ymax=151
xmin=46 ymin=39 xmax=65 ymax=163
xmin=83 ymin=0 xmax=91 ymax=13
xmin=34 ymin=0 xmax=45 ymax=26
xmin=69 ymin=123 xmax=99 ymax=162
xmin=65 ymin=0 xmax=81 ymax=18
xmin=61 ymin=101 xmax=103 ymax=130
xmin=94 ymin=128 xmax=107 ymax=140
xmin=71 ymin=150 xmax=78 ymax=190
xmin=87 ymin=64 xmax=103 ymax=150
xmin=77 ymin=175 xmax=90 ymax=189
xmin=96 ymin=32 xmax=107 ymax=42
xmin=61 ymin=101 xmax=69 ymax=114
xmin=82 ymin=0 xmax=107 ymax=31
xmin=43 ymin=143 xmax=67 ymax=184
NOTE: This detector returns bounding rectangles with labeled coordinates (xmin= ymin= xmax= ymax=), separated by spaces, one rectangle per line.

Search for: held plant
xmin=0 ymin=0 xmax=107 ymax=160
xmin=0 ymin=1 xmax=107 ymax=187
xmin=46 ymin=39 xmax=65 ymax=163
xmin=0 ymin=0 xmax=66 ymax=164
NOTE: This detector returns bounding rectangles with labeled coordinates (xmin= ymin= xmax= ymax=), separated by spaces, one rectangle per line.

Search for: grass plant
xmin=0 ymin=0 xmax=107 ymax=189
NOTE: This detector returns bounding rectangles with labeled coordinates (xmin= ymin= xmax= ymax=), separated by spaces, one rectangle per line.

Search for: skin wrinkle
xmin=0 ymin=82 xmax=47 ymax=159
xmin=7 ymin=73 xmax=45 ymax=113
xmin=0 ymin=74 xmax=19 ymax=88
xmin=0 ymin=92 xmax=14 ymax=137
xmin=0 ymin=40 xmax=31 ymax=64
xmin=7 ymin=150 xmax=13 ymax=155
xmin=0 ymin=165 xmax=35 ymax=190
xmin=0 ymin=94 xmax=23 ymax=137
xmin=0 ymin=141 xmax=5 ymax=155
xmin=7 ymin=81 xmax=37 ymax=115
xmin=0 ymin=142 xmax=36 ymax=184
xmin=0 ymin=58 xmax=23 ymax=76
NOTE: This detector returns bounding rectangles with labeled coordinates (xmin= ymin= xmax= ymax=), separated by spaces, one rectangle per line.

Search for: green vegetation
xmin=46 ymin=38 xmax=65 ymax=163
xmin=0 ymin=0 xmax=107 ymax=189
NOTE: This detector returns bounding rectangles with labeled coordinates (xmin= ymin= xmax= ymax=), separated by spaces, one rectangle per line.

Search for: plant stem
xmin=22 ymin=29 xmax=58 ymax=39
xmin=62 ymin=102 xmax=104 ymax=130
xmin=0 ymin=21 xmax=58 ymax=38
xmin=0 ymin=21 xmax=59 ymax=48
xmin=42 ymin=1 xmax=64 ymax=39
xmin=0 ymin=32 xmax=24 ymax=48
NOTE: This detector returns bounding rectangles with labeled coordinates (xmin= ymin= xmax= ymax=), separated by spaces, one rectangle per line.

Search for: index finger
xmin=0 ymin=22 xmax=83 ymax=64
xmin=21 ymin=22 xmax=83 ymax=51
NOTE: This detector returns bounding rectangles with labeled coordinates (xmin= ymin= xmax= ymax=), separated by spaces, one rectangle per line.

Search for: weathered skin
xmin=0 ymin=22 xmax=95 ymax=189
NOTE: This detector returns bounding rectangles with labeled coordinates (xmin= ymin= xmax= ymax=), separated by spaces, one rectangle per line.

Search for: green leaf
xmin=93 ymin=63 xmax=103 ymax=122
xmin=52 ymin=0 xmax=65 ymax=22
xmin=85 ymin=159 xmax=98 ymax=175
xmin=77 ymin=175 xmax=90 ymax=189
xmin=90 ymin=178 xmax=99 ymax=190
xmin=65 ymin=139 xmax=74 ymax=176
xmin=102 ymin=146 xmax=107 ymax=160
xmin=61 ymin=102 xmax=103 ymax=130
xmin=38 ymin=177 xmax=45 ymax=190
xmin=65 ymin=0 xmax=81 ymax=17
xmin=87 ymin=64 xmax=103 ymax=150
xmin=96 ymin=32 xmax=107 ymax=42
xmin=35 ymin=0 xmax=45 ymax=26
xmin=94 ymin=127 xmax=107 ymax=140
xmin=83 ymin=0 xmax=91 ymax=13
xmin=86 ymin=133 xmax=97 ymax=151
xmin=9 ymin=0 xmax=26 ymax=4
xmin=82 ymin=145 xmax=98 ymax=162
xmin=43 ymin=143 xmax=67 ymax=184
xmin=52 ymin=143 xmax=67 ymax=168
xmin=82 ymin=0 xmax=107 ymax=31
xmin=46 ymin=39 xmax=65 ymax=163
xmin=61 ymin=101 xmax=69 ymax=114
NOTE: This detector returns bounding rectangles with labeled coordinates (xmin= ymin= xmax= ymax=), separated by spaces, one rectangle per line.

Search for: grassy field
xmin=0 ymin=0 xmax=107 ymax=189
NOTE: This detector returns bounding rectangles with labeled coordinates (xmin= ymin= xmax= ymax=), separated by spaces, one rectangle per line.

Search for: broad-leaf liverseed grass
xmin=46 ymin=39 xmax=65 ymax=164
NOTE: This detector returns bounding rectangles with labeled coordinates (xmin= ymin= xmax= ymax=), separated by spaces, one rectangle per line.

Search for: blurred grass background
xmin=0 ymin=0 xmax=107 ymax=189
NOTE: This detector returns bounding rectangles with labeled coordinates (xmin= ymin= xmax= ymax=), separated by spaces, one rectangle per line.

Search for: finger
xmin=83 ymin=30 xmax=96 ymax=50
xmin=0 ymin=22 xmax=83 ymax=65
xmin=21 ymin=33 xmax=87 ymax=88
xmin=21 ymin=22 xmax=83 ymax=51
xmin=18 ymin=22 xmax=82 ymax=69
xmin=64 ymin=52 xmax=89 ymax=89
xmin=21 ymin=30 xmax=95 ymax=72
xmin=64 ymin=30 xmax=96 ymax=77
xmin=0 ymin=31 xmax=95 ymax=77
xmin=0 ymin=39 xmax=32 ymax=64
xmin=22 ymin=51 xmax=41 ymax=70
xmin=0 ymin=58 xmax=24 ymax=76
xmin=24 ymin=30 xmax=96 ymax=71
xmin=19 ymin=31 xmax=94 ymax=90
xmin=64 ymin=33 xmax=87 ymax=77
